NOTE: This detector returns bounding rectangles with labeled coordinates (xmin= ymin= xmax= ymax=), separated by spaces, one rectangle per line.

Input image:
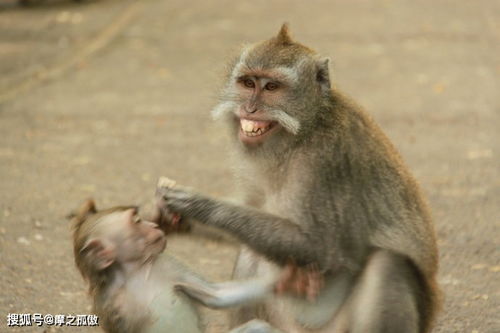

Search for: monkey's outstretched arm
xmin=175 ymin=274 xmax=277 ymax=309
xmin=157 ymin=187 xmax=323 ymax=267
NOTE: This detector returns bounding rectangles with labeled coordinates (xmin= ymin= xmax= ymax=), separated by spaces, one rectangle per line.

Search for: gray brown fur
xmin=158 ymin=24 xmax=439 ymax=333
xmin=71 ymin=199 xmax=282 ymax=333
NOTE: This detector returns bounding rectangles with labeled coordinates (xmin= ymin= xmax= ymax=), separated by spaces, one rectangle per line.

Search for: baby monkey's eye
xmin=264 ymin=82 xmax=279 ymax=91
xmin=133 ymin=215 xmax=142 ymax=224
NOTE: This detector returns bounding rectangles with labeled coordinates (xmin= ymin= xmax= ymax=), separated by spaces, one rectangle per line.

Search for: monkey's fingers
xmin=276 ymin=262 xmax=325 ymax=301
xmin=293 ymin=268 xmax=309 ymax=296
xmin=155 ymin=180 xmax=190 ymax=233
xmin=156 ymin=177 xmax=177 ymax=206
xmin=305 ymin=263 xmax=323 ymax=302
xmin=150 ymin=200 xmax=185 ymax=234
xmin=170 ymin=213 xmax=189 ymax=233
xmin=277 ymin=261 xmax=315 ymax=297
xmin=157 ymin=176 xmax=177 ymax=189
xmin=171 ymin=213 xmax=181 ymax=227
xmin=275 ymin=263 xmax=296 ymax=295
xmin=275 ymin=280 xmax=285 ymax=295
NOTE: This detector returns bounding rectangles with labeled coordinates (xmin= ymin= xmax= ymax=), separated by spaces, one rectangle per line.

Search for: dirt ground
xmin=0 ymin=0 xmax=498 ymax=332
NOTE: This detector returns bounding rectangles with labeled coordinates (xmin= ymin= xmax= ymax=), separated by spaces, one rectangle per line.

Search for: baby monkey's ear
xmin=67 ymin=198 xmax=97 ymax=221
xmin=80 ymin=238 xmax=116 ymax=271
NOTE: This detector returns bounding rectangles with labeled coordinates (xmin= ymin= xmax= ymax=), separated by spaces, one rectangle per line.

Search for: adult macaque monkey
xmin=71 ymin=199 xmax=283 ymax=333
xmin=158 ymin=24 xmax=439 ymax=332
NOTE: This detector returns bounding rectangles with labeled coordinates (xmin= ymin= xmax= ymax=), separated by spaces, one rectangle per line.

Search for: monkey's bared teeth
xmin=240 ymin=119 xmax=272 ymax=136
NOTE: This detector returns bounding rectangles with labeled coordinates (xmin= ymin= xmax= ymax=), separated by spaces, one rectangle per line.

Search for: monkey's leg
xmin=175 ymin=271 xmax=276 ymax=309
xmin=230 ymin=247 xmax=263 ymax=326
xmin=228 ymin=319 xmax=283 ymax=333
xmin=342 ymin=250 xmax=426 ymax=333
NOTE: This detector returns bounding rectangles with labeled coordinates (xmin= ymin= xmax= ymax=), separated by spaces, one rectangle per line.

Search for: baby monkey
xmin=71 ymin=198 xmax=284 ymax=333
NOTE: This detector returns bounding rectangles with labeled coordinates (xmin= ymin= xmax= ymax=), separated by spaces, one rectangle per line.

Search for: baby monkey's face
xmin=98 ymin=208 xmax=167 ymax=265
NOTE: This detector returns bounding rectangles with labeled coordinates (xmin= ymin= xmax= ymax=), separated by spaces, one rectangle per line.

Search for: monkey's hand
xmin=153 ymin=178 xmax=192 ymax=233
xmin=275 ymin=261 xmax=324 ymax=302
xmin=150 ymin=200 xmax=186 ymax=234
xmin=156 ymin=184 xmax=211 ymax=223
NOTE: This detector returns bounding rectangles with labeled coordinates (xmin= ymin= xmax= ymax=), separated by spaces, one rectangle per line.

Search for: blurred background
xmin=0 ymin=0 xmax=498 ymax=332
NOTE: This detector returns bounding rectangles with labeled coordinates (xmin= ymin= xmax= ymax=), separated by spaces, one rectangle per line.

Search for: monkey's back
xmin=333 ymin=92 xmax=438 ymax=277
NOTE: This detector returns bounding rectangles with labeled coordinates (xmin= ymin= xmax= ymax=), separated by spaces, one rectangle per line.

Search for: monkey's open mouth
xmin=239 ymin=118 xmax=278 ymax=143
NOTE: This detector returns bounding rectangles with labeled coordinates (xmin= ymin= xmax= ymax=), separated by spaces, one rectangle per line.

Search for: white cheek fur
xmin=211 ymin=101 xmax=238 ymax=120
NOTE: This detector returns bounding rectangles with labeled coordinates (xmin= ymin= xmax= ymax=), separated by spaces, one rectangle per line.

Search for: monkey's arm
xmin=175 ymin=274 xmax=277 ymax=309
xmin=157 ymin=187 xmax=323 ymax=267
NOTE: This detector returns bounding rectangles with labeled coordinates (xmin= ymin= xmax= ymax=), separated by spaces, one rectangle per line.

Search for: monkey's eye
xmin=133 ymin=216 xmax=142 ymax=224
xmin=242 ymin=78 xmax=255 ymax=89
xmin=264 ymin=82 xmax=279 ymax=91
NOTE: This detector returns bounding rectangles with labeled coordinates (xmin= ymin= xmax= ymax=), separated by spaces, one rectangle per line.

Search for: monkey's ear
xmin=67 ymin=199 xmax=97 ymax=220
xmin=80 ymin=239 xmax=115 ymax=270
xmin=276 ymin=23 xmax=293 ymax=45
xmin=83 ymin=199 xmax=97 ymax=214
xmin=79 ymin=199 xmax=97 ymax=220
xmin=316 ymin=57 xmax=331 ymax=92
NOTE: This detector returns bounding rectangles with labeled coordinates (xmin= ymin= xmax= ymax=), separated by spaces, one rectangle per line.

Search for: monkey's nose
xmin=244 ymin=105 xmax=258 ymax=114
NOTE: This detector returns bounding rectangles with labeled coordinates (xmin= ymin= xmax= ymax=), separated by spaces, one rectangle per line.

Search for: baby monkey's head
xmin=71 ymin=199 xmax=166 ymax=288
